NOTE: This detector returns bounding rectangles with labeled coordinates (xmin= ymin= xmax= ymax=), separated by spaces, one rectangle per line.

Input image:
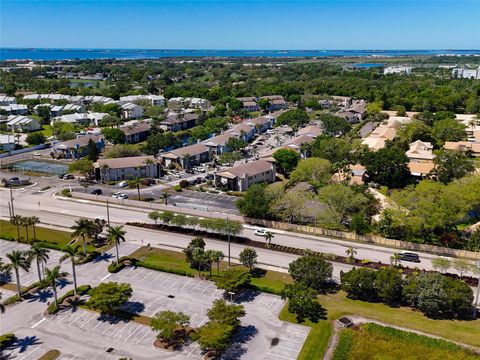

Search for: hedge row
xmin=0 ymin=333 xmax=16 ymax=348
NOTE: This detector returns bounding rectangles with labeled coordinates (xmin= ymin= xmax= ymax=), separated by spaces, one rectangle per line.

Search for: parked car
xmin=112 ymin=192 xmax=128 ymax=199
xmin=205 ymin=173 xmax=214 ymax=180
xmin=63 ymin=174 xmax=75 ymax=180
xmin=399 ymin=252 xmax=421 ymax=263
xmin=195 ymin=177 xmax=204 ymax=184
xmin=118 ymin=181 xmax=129 ymax=188
xmin=171 ymin=172 xmax=181 ymax=178
xmin=58 ymin=174 xmax=65 ymax=179
xmin=185 ymin=168 xmax=195 ymax=174
xmin=194 ymin=166 xmax=206 ymax=173
xmin=33 ymin=152 xmax=42 ymax=157
xmin=90 ymin=189 xmax=102 ymax=195
xmin=143 ymin=178 xmax=155 ymax=186
xmin=254 ymin=228 xmax=268 ymax=237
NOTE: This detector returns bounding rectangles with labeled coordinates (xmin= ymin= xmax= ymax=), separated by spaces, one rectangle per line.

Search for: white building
xmin=119 ymin=95 xmax=165 ymax=107
xmin=452 ymin=67 xmax=480 ymax=80
xmin=6 ymin=115 xmax=41 ymax=132
xmin=384 ymin=66 xmax=413 ymax=75
xmin=0 ymin=134 xmax=16 ymax=152
xmin=0 ymin=104 xmax=28 ymax=115
xmin=0 ymin=95 xmax=16 ymax=106
xmin=121 ymin=103 xmax=144 ymax=120
xmin=53 ymin=112 xmax=108 ymax=126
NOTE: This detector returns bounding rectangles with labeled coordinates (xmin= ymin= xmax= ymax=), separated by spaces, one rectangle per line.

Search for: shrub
xmin=179 ymin=180 xmax=189 ymax=188
xmin=61 ymin=188 xmax=71 ymax=197
xmin=38 ymin=349 xmax=61 ymax=360
xmin=174 ymin=184 xmax=182 ymax=192
xmin=108 ymin=261 xmax=126 ymax=273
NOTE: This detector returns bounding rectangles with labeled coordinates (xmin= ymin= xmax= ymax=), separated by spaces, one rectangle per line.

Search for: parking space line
xmin=201 ymin=284 xmax=213 ymax=295
xmin=180 ymin=278 xmax=194 ymax=289
xmin=17 ymin=345 xmax=42 ymax=360
xmin=266 ymin=353 xmax=294 ymax=360
xmin=169 ymin=276 xmax=183 ymax=288
xmin=158 ymin=274 xmax=173 ymax=286
xmin=257 ymin=294 xmax=266 ymax=305
xmin=136 ymin=328 xmax=152 ymax=344
xmin=69 ymin=311 xmax=87 ymax=325
xmin=79 ymin=313 xmax=97 ymax=328
xmin=124 ymin=325 xmax=142 ymax=341
xmin=112 ymin=322 xmax=130 ymax=338
xmin=187 ymin=343 xmax=199 ymax=357
xmin=58 ymin=310 xmax=74 ymax=322
xmin=277 ymin=336 xmax=304 ymax=344
xmin=121 ymin=267 xmax=135 ymax=277
xmin=130 ymin=269 xmax=145 ymax=279
xmin=91 ymin=317 xmax=107 ymax=331
xmin=102 ymin=322 xmax=117 ymax=335
xmin=152 ymin=272 xmax=164 ymax=282
xmin=198 ymin=316 xmax=208 ymax=327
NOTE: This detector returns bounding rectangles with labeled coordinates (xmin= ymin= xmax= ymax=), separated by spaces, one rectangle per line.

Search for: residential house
xmin=297 ymin=124 xmax=323 ymax=137
xmin=336 ymin=111 xmax=359 ymax=123
xmin=160 ymin=143 xmax=211 ymax=169
xmin=284 ymin=134 xmax=316 ymax=154
xmin=384 ymin=66 xmax=413 ymax=75
xmin=0 ymin=96 xmax=16 ymax=106
xmin=0 ymin=104 xmax=28 ymax=115
xmin=50 ymin=104 xmax=85 ymax=117
xmin=158 ymin=113 xmax=198 ymax=132
xmin=202 ymin=133 xmax=237 ymax=156
xmin=330 ymin=96 xmax=353 ymax=108
xmin=6 ymin=115 xmax=41 ymax=132
xmin=215 ymin=159 xmax=276 ymax=191
xmin=121 ymin=103 xmax=144 ymax=120
xmin=237 ymin=97 xmax=259 ymax=112
xmin=120 ymin=122 xmax=151 ymax=144
xmin=51 ymin=134 xmax=105 ymax=160
xmin=405 ymin=140 xmax=435 ymax=177
xmin=168 ymin=97 xmax=210 ymax=110
xmin=94 ymin=155 xmax=158 ymax=181
xmin=226 ymin=123 xmax=255 ymax=142
xmin=52 ymin=112 xmax=108 ymax=126
xmin=119 ymin=95 xmax=165 ymax=106
xmin=361 ymin=118 xmax=409 ymax=151
xmin=444 ymin=141 xmax=480 ymax=157
xmin=260 ymin=95 xmax=287 ymax=111
xmin=245 ymin=115 xmax=274 ymax=133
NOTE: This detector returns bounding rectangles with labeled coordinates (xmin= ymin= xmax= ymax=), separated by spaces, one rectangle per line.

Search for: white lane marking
xmin=124 ymin=325 xmax=142 ymax=341
xmin=79 ymin=313 xmax=97 ymax=328
xmin=135 ymin=328 xmax=151 ymax=344
xmin=31 ymin=317 xmax=46 ymax=328
xmin=100 ymin=273 xmax=111 ymax=281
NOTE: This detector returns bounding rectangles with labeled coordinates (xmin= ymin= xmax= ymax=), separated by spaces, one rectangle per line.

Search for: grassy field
xmin=0 ymin=219 xmax=104 ymax=252
xmin=129 ymin=246 xmax=292 ymax=294
xmin=332 ymin=323 xmax=479 ymax=360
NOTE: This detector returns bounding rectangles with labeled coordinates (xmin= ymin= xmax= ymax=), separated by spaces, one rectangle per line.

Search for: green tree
xmin=86 ymin=138 xmax=99 ymax=162
xmin=273 ymin=148 xmax=300 ymax=174
xmin=276 ymin=109 xmax=309 ymax=129
xmin=107 ymin=225 xmax=126 ymax=263
xmin=60 ymin=245 xmax=84 ymax=296
xmin=29 ymin=216 xmax=40 ymax=241
xmin=432 ymin=118 xmax=466 ymax=146
xmin=151 ymin=310 xmax=190 ymax=342
xmin=26 ymin=132 xmax=47 ymax=145
xmin=312 ymin=137 xmax=352 ymax=164
xmin=43 ymin=265 xmax=68 ymax=308
xmin=87 ymin=282 xmax=133 ymax=313
xmin=281 ymin=282 xmax=324 ymax=322
xmin=320 ymin=114 xmax=351 ymax=136
xmin=345 ymin=247 xmax=357 ymax=263
xmin=340 ymin=267 xmax=377 ymax=301
xmin=71 ymin=218 xmax=94 ymax=255
xmin=375 ymin=267 xmax=403 ymax=306
xmin=452 ymin=258 xmax=473 ymax=279
xmin=288 ymin=255 xmax=333 ymax=292
xmin=214 ymin=267 xmax=251 ymax=293
xmin=194 ymin=321 xmax=234 ymax=353
xmin=68 ymin=158 xmax=94 ymax=179
xmin=432 ymin=150 xmax=475 ymax=184
xmin=209 ymin=250 xmax=224 ymax=275
xmin=361 ymin=145 xmax=411 ymax=188
xmin=226 ymin=137 xmax=247 ymax=152
xmin=206 ymin=299 xmax=246 ymax=327
xmin=128 ymin=176 xmax=142 ymax=200
xmin=5 ymin=250 xmax=31 ymax=297
xmin=431 ymin=257 xmax=451 ymax=273
xmin=239 ymin=247 xmax=258 ymax=270
xmin=289 ymin=158 xmax=332 ymax=189
xmin=27 ymin=244 xmax=50 ymax=283
xmin=183 ymin=237 xmax=206 ymax=268
xmin=10 ymin=215 xmax=22 ymax=241
xmin=105 ymin=144 xmax=141 ymax=158
xmin=397 ymin=120 xmax=434 ymax=146
xmin=102 ymin=128 xmax=126 ymax=144
xmin=235 ymin=183 xmax=270 ymax=218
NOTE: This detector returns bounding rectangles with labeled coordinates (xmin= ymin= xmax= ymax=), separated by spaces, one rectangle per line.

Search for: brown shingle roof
xmin=217 ymin=159 xmax=273 ymax=179
xmin=96 ymin=155 xmax=156 ymax=169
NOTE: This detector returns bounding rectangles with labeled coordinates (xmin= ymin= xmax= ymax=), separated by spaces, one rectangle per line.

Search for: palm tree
xmin=44 ymin=265 xmax=68 ymax=308
xmin=29 ymin=216 xmax=40 ymax=241
xmin=100 ymin=164 xmax=110 ymax=183
xmin=60 ymin=245 xmax=84 ymax=296
xmin=161 ymin=192 xmax=171 ymax=206
xmin=129 ymin=176 xmax=142 ymax=200
xmin=143 ymin=158 xmax=154 ymax=178
xmin=10 ymin=215 xmax=23 ymax=241
xmin=21 ymin=217 xmax=30 ymax=242
xmin=264 ymin=231 xmax=274 ymax=246
xmin=210 ymin=250 xmax=224 ymax=276
xmin=27 ymin=244 xmax=50 ymax=283
xmin=390 ymin=252 xmax=402 ymax=267
xmin=107 ymin=225 xmax=126 ymax=263
xmin=71 ymin=218 xmax=93 ymax=256
xmin=5 ymin=250 xmax=31 ymax=297
xmin=345 ymin=247 xmax=357 ymax=263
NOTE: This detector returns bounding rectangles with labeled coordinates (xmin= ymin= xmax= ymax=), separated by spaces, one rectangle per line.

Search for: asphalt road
xmin=1 ymin=179 xmax=477 ymax=277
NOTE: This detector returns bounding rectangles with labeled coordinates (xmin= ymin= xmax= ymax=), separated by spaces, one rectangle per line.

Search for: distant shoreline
xmin=1 ymin=48 xmax=480 ymax=61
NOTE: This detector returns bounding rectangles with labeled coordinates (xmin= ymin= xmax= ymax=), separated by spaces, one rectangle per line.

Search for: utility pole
xmin=106 ymin=199 xmax=111 ymax=226
xmin=227 ymin=218 xmax=231 ymax=266
xmin=9 ymin=187 xmax=15 ymax=217
xmin=8 ymin=202 xmax=12 ymax=219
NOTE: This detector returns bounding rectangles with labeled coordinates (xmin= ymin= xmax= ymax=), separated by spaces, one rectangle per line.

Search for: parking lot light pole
xmin=9 ymin=187 xmax=15 ymax=217
xmin=474 ymin=260 xmax=480 ymax=319
xmin=227 ymin=218 xmax=231 ymax=266
xmin=106 ymin=199 xmax=111 ymax=226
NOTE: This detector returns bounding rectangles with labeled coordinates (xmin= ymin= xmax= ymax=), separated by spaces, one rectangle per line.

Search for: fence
xmin=69 ymin=191 xmax=480 ymax=260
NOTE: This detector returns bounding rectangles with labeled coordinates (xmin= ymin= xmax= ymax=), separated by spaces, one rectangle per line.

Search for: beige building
xmin=444 ymin=141 xmax=480 ymax=157
xmin=95 ymin=155 xmax=158 ymax=181
xmin=215 ymin=159 xmax=276 ymax=191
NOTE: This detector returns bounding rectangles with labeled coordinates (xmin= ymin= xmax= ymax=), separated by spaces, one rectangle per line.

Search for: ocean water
xmin=1 ymin=48 xmax=480 ymax=61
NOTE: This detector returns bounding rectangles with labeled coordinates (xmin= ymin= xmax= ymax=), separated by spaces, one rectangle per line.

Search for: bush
xmin=38 ymin=349 xmax=61 ymax=360
xmin=174 ymin=184 xmax=182 ymax=192
xmin=179 ymin=180 xmax=189 ymax=188
xmin=137 ymin=261 xmax=193 ymax=277
xmin=26 ymin=132 xmax=47 ymax=145
xmin=61 ymin=188 xmax=71 ymax=197
xmin=2 ymin=295 xmax=21 ymax=306
xmin=0 ymin=333 xmax=16 ymax=348
xmin=108 ymin=261 xmax=126 ymax=273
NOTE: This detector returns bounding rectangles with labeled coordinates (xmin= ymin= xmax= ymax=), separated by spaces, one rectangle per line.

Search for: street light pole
xmin=9 ymin=187 xmax=15 ymax=217
xmin=474 ymin=260 xmax=480 ymax=319
xmin=227 ymin=218 xmax=231 ymax=266
xmin=106 ymin=199 xmax=111 ymax=226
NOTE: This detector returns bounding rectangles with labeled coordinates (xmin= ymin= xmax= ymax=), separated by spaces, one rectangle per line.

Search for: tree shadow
xmin=27 ymin=288 xmax=53 ymax=303
xmin=57 ymin=277 xmax=72 ymax=289
xmin=92 ymin=252 xmax=114 ymax=263
xmin=219 ymin=325 xmax=258 ymax=360
xmin=250 ymin=268 xmax=266 ymax=278
xmin=295 ymin=303 xmax=328 ymax=323
xmin=228 ymin=289 xmax=260 ymax=304
xmin=120 ymin=301 xmax=145 ymax=314
xmin=0 ymin=273 xmax=13 ymax=284
xmin=3 ymin=336 xmax=43 ymax=355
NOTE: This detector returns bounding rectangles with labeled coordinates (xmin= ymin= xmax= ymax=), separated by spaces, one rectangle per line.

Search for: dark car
xmin=90 ymin=189 xmax=103 ymax=195
xmin=58 ymin=174 xmax=65 ymax=179
xmin=185 ymin=168 xmax=195 ymax=174
xmin=195 ymin=177 xmax=205 ymax=184
xmin=205 ymin=173 xmax=214 ymax=180
xmin=399 ymin=252 xmax=421 ymax=263
xmin=64 ymin=174 xmax=75 ymax=180
xmin=143 ymin=178 xmax=156 ymax=186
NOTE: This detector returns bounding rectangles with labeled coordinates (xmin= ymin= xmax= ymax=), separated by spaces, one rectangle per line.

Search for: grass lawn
xmin=333 ymin=323 xmax=479 ymax=360
xmin=0 ymin=219 xmax=105 ymax=253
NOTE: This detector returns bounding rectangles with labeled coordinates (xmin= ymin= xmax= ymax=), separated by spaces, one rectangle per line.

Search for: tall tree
xmin=60 ymin=245 xmax=85 ymax=296
xmin=5 ymin=250 xmax=31 ymax=297
xmin=44 ymin=265 xmax=68 ymax=308
xmin=71 ymin=218 xmax=93 ymax=255
xmin=27 ymin=244 xmax=50 ymax=283
xmin=107 ymin=225 xmax=126 ymax=263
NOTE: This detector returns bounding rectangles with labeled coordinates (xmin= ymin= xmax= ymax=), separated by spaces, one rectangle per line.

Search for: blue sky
xmin=1 ymin=0 xmax=480 ymax=49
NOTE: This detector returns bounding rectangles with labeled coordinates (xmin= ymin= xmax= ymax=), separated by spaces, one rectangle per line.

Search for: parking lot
xmin=167 ymin=190 xmax=239 ymax=214
xmin=0 ymin=240 xmax=65 ymax=293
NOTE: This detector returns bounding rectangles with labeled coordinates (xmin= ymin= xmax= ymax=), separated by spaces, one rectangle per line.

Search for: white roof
xmin=0 ymin=96 xmax=16 ymax=103
xmin=6 ymin=115 xmax=37 ymax=126
xmin=0 ymin=134 xmax=16 ymax=144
